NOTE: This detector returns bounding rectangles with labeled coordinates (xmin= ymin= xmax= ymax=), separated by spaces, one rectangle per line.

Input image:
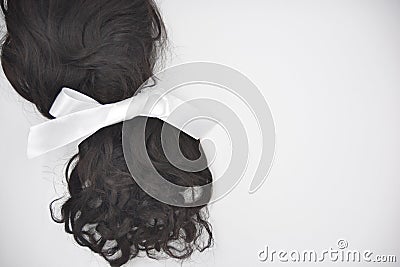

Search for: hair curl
xmin=1 ymin=0 xmax=214 ymax=266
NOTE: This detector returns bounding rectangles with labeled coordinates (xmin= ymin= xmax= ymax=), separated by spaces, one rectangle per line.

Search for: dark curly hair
xmin=0 ymin=0 xmax=214 ymax=266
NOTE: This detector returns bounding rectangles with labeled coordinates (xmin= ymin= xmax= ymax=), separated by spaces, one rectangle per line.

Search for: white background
xmin=0 ymin=0 xmax=399 ymax=266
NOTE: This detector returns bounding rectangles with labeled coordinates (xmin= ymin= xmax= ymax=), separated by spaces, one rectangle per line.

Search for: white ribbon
xmin=27 ymin=87 xmax=214 ymax=158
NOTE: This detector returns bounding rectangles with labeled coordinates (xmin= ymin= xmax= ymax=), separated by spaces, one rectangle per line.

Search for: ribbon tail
xmin=27 ymin=105 xmax=113 ymax=159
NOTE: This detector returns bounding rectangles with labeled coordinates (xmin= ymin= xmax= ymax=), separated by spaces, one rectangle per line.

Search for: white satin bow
xmin=27 ymin=87 xmax=208 ymax=158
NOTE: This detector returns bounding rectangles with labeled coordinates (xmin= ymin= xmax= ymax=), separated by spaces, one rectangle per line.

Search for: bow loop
xmin=49 ymin=88 xmax=100 ymax=117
